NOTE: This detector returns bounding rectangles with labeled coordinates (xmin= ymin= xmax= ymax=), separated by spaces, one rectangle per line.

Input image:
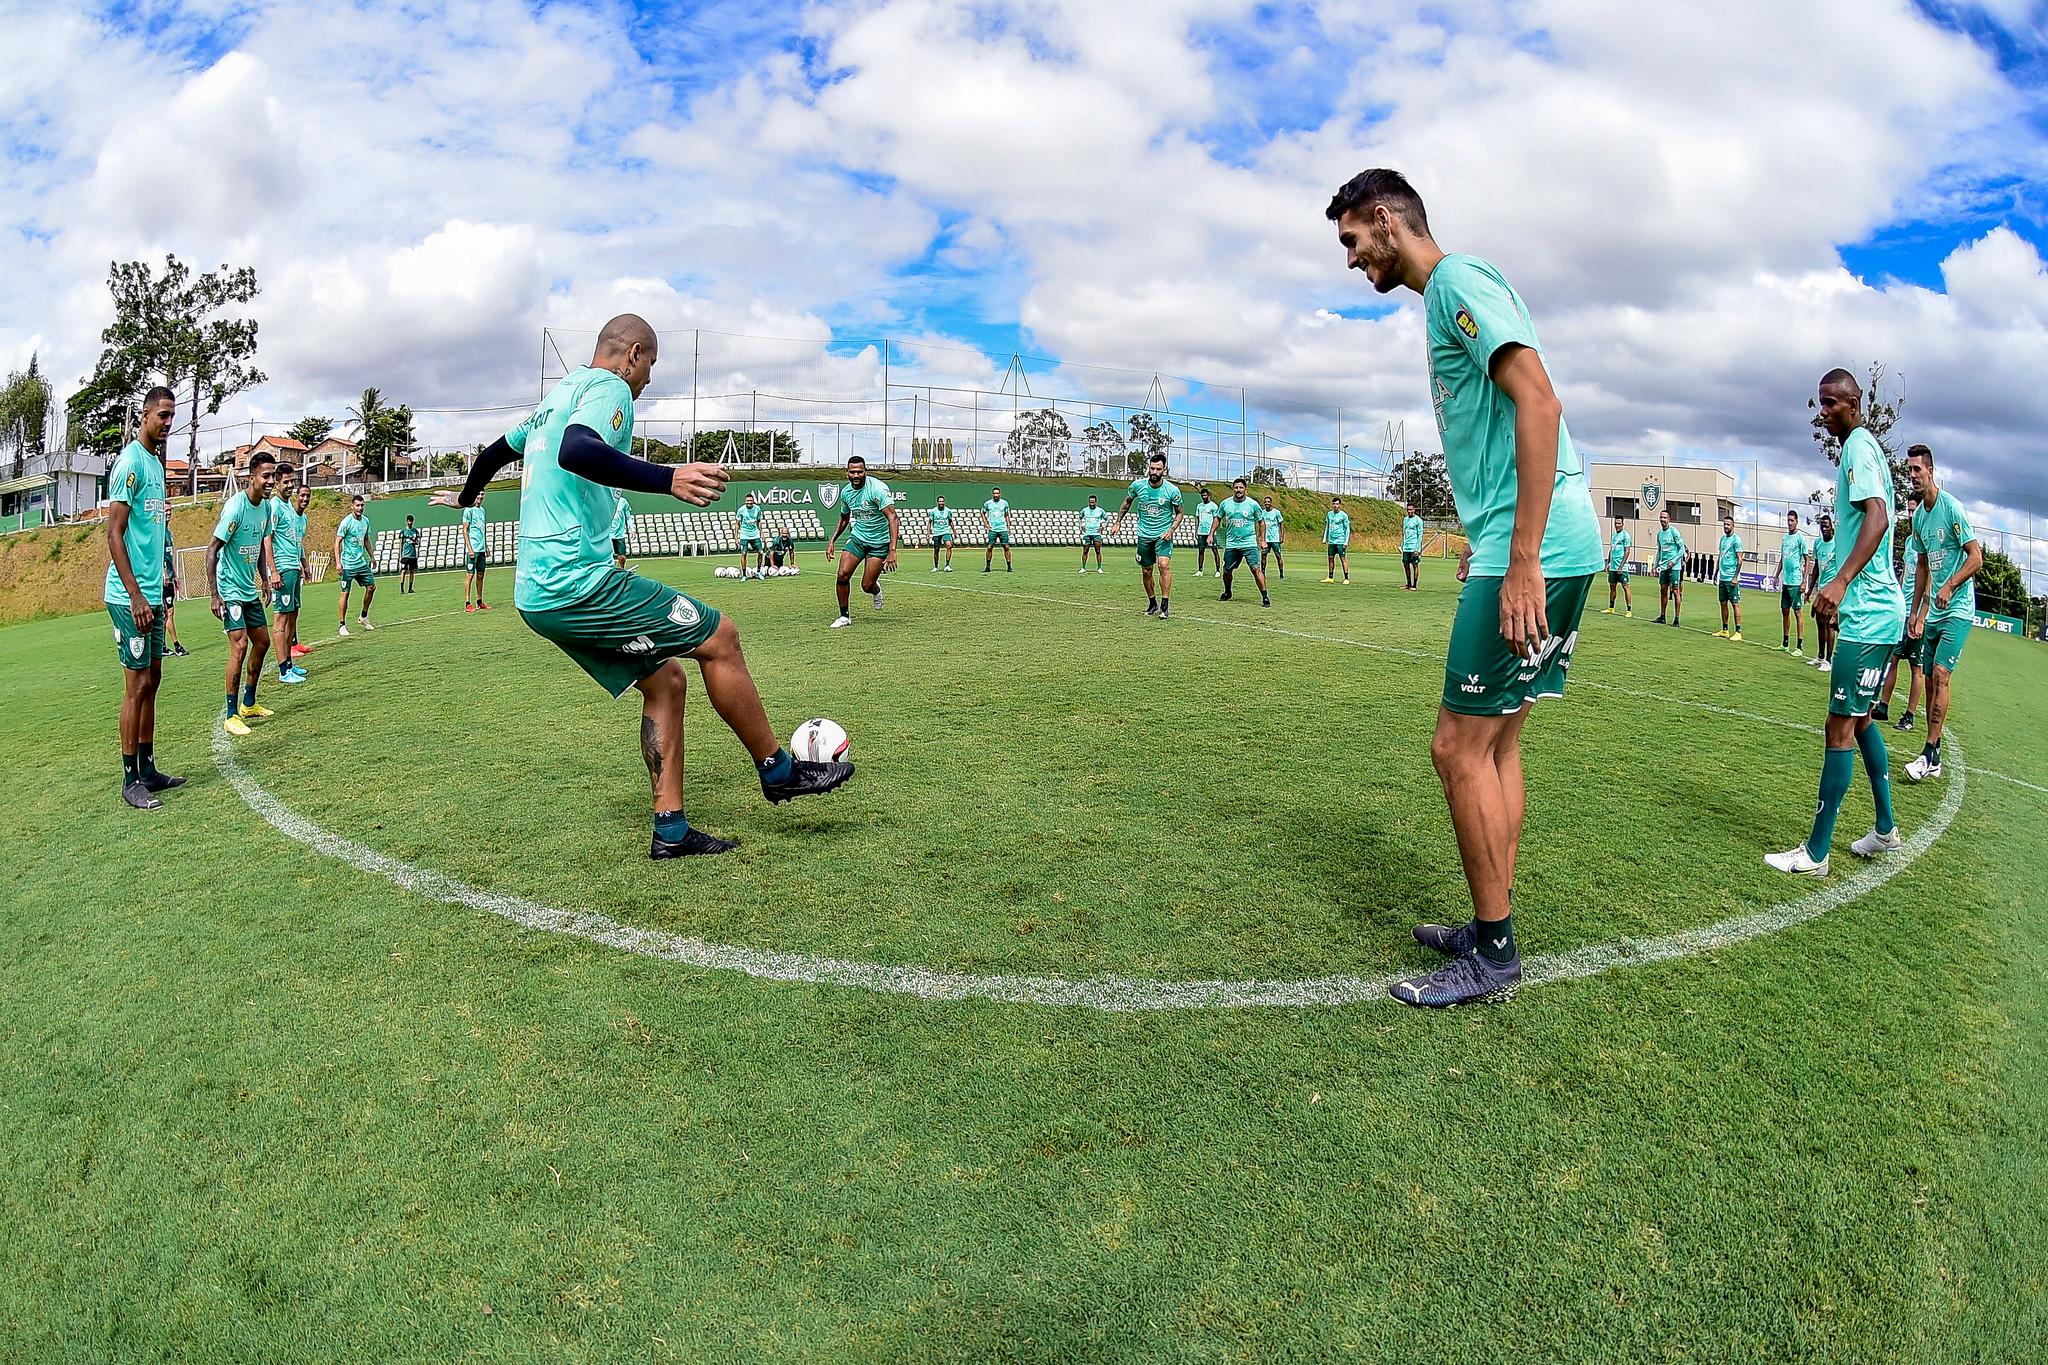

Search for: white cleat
xmin=359 ymin=619 xmax=375 ymax=631
xmin=830 ymin=615 xmax=853 ymax=629
xmin=1904 ymin=755 xmax=1943 ymax=783
xmin=337 ymin=624 xmax=350 ymax=637
xmin=943 ymin=565 xmax=954 ymax=573
xmin=1078 ymin=567 xmax=1088 ymax=573
xmin=1851 ymin=827 xmax=1903 ymax=858
xmin=1096 ymin=567 xmax=1104 ymax=574
xmin=870 ymin=590 xmax=883 ymax=610
xmin=1765 ymin=844 xmax=1829 ymax=877
xmin=931 ymin=566 xmax=940 ymax=572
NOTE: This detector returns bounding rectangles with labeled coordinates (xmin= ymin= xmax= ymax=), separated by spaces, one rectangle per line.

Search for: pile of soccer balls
xmin=712 ymin=566 xmax=800 ymax=579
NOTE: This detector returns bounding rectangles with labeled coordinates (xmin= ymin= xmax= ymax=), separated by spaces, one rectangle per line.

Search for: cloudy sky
xmin=6 ymin=0 xmax=2048 ymax=557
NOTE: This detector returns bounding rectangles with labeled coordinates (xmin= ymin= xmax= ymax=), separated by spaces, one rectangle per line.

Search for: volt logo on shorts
xmin=1459 ymin=673 xmax=1486 ymax=696
xmin=666 ymin=597 xmax=700 ymax=627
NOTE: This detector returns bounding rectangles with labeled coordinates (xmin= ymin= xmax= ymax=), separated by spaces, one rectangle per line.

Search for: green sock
xmin=1477 ymin=914 xmax=1516 ymax=964
xmin=653 ymin=809 xmax=690 ymax=842
xmin=1807 ymin=747 xmax=1856 ymax=860
xmin=1857 ymin=724 xmax=1896 ymax=835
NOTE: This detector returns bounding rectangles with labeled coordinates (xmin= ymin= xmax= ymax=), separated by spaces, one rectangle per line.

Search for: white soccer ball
xmin=716 ymin=566 xmax=735 ymax=578
xmin=791 ymin=717 xmax=849 ymax=762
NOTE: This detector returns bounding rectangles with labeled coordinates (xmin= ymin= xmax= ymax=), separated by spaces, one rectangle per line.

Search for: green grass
xmin=3 ymin=552 xmax=2045 ymax=1362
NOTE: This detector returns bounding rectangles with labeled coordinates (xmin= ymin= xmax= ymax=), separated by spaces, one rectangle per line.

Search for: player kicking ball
xmin=1329 ymin=167 xmax=1603 ymax=1007
xmin=1767 ymin=369 xmax=1908 ymax=876
xmin=441 ymin=314 xmax=851 ymax=856
xmin=1216 ymin=479 xmax=1272 ymax=607
xmin=1600 ymin=515 xmax=1632 ymax=615
xmin=210 ymin=452 xmax=280 ymax=737
xmin=828 ymin=456 xmax=901 ymax=628
xmin=1109 ymin=453 xmax=1184 ymax=618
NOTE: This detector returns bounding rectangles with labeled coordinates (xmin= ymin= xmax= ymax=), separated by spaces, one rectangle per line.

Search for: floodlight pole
xmin=691 ymin=330 xmax=700 ymax=452
xmin=881 ymin=338 xmax=890 ymax=466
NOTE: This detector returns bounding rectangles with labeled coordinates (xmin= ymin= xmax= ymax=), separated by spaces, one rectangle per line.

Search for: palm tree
xmin=346 ymin=388 xmax=387 ymax=485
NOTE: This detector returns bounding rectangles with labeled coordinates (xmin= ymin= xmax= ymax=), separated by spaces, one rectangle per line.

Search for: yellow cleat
xmin=1713 ymin=629 xmax=1730 ymax=638
xmin=238 ymin=702 xmax=275 ymax=719
xmin=1321 ymin=577 xmax=1335 ymax=584
xmin=1601 ymin=606 xmax=1615 ymax=614
xmin=1730 ymin=631 xmax=1743 ymax=642
xmin=1625 ymin=610 xmax=1634 ymax=618
xmin=223 ymin=714 xmax=252 ymax=737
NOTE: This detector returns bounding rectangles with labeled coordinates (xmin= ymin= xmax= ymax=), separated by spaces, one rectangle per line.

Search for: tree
xmin=1973 ymin=546 xmax=2026 ymax=620
xmin=1808 ymin=361 xmax=1908 ymax=507
xmin=685 ymin=429 xmax=800 ymax=464
xmin=176 ymin=264 xmax=266 ymax=486
xmin=346 ymin=388 xmax=389 ymax=481
xmin=0 ymin=355 xmax=52 ymax=476
xmin=1126 ymin=412 xmax=1172 ymax=476
xmin=1077 ymin=419 xmax=1126 ymax=476
xmin=1000 ymin=409 xmax=1072 ymax=473
xmin=286 ymin=415 xmax=333 ymax=449
xmin=1389 ymin=450 xmax=1456 ymax=517
xmin=1249 ymin=464 xmax=1289 ymax=488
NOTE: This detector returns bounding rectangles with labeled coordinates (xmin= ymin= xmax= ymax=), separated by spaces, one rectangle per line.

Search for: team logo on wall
xmin=1642 ymin=481 xmax=1663 ymax=513
xmin=818 ymin=483 xmax=839 ymax=508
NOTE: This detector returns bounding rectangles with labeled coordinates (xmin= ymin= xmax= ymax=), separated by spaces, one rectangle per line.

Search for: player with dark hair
xmin=209 ymin=451 xmax=279 ymax=737
xmin=1601 ymin=514 xmax=1633 ymax=616
xmin=828 ymin=455 xmax=900 ymax=628
xmin=399 ymin=513 xmax=421 ymax=591
xmin=162 ymin=539 xmax=189 ymax=657
xmin=1217 ymin=478 xmax=1272 ymax=607
xmin=1329 ymin=166 xmax=1603 ymax=1006
xmin=982 ymin=486 xmax=1013 ymax=573
xmin=270 ymin=479 xmax=311 ymax=684
xmin=1777 ymin=509 xmax=1809 ymax=654
xmin=1652 ymin=509 xmax=1684 ymax=625
xmin=1767 ymin=370 xmax=1908 ymax=874
xmin=1902 ymin=443 xmax=1981 ymax=782
xmin=1876 ymin=512 xmax=1921 ymax=726
xmin=1809 ymin=511 xmax=1839 ymax=668
xmin=1259 ymin=495 xmax=1286 ymax=579
xmin=610 ymin=492 xmax=632 ymax=569
xmin=463 ymin=497 xmax=489 ymax=610
xmin=929 ymin=496 xmax=955 ymax=571
xmin=1192 ymin=487 xmax=1220 ymax=577
xmin=736 ymin=492 xmax=764 ymax=580
xmin=1713 ymin=513 xmax=1744 ymax=641
xmin=1078 ymin=494 xmax=1108 ymax=572
xmin=335 ymin=493 xmax=376 ymax=634
xmin=1109 ymin=453 xmax=1184 ymax=618
xmin=435 ymin=313 xmax=852 ymax=856
xmin=1399 ymin=502 xmax=1425 ymax=589
xmin=1323 ymin=496 xmax=1352 ymax=583
xmin=104 ymin=386 xmax=185 ymax=807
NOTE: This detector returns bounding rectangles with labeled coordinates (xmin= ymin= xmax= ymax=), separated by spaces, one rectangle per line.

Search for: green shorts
xmin=1081 ymin=534 xmax=1102 ymax=546
xmin=1608 ymin=568 xmax=1629 ymax=585
xmin=273 ymin=569 xmax=302 ymax=614
xmin=1327 ymin=543 xmax=1348 ymax=556
xmin=107 ymin=600 xmax=166 ymax=670
xmin=1828 ymin=640 xmax=1894 ymax=718
xmin=840 ymin=538 xmax=890 ymax=564
xmin=1441 ymin=573 xmax=1593 ymax=717
xmin=1402 ymin=550 xmax=1421 ymax=566
xmin=1196 ymin=531 xmax=1218 ymax=549
xmin=341 ymin=566 xmax=376 ymax=590
xmin=612 ymin=538 xmax=628 ymax=558
xmin=933 ymin=533 xmax=953 ymax=545
xmin=1262 ymin=541 xmax=1283 ymax=555
xmin=1920 ymin=617 xmax=1970 ymax=675
xmin=468 ymin=552 xmax=487 ymax=574
xmin=988 ymin=530 xmax=1010 ymax=546
xmin=519 ymin=567 xmax=723 ymax=699
xmin=1660 ymin=566 xmax=1682 ymax=589
xmin=1892 ymin=628 xmax=1922 ymax=664
xmin=220 ymin=597 xmax=268 ymax=635
xmin=740 ymin=537 xmax=762 ymax=552
xmin=1223 ymin=546 xmax=1260 ymax=572
xmin=1135 ymin=536 xmax=1174 ymax=567
xmin=1782 ymin=585 xmax=1803 ymax=612
xmin=1718 ymin=581 xmax=1740 ymax=604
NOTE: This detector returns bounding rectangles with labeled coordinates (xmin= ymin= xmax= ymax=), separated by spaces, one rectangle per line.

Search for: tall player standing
xmin=103 ymin=387 xmax=185 ymax=808
xmin=1329 ymin=168 xmax=1603 ymax=1007
xmin=1108 ymin=454 xmax=1184 ymax=619
xmin=1902 ymin=443 xmax=1981 ymax=783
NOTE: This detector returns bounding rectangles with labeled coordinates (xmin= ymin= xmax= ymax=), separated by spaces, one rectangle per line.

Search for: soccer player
xmin=828 ymin=455 xmax=900 ymax=628
xmin=929 ymin=496 xmax=955 ymax=571
xmin=1259 ymin=495 xmax=1286 ymax=579
xmin=436 ymin=313 xmax=852 ymax=856
xmin=1078 ymin=494 xmax=1108 ymax=572
xmin=1216 ymin=478 xmax=1272 ymax=607
xmin=334 ymin=493 xmax=376 ymax=634
xmin=162 ymin=539 xmax=189 ymax=657
xmin=399 ymin=514 xmax=421 ymax=592
xmin=104 ymin=385 xmax=184 ymax=808
xmin=1876 ymin=517 xmax=1921 ymax=727
xmin=1809 ymin=511 xmax=1839 ymax=668
xmin=209 ymin=451 xmax=279 ymax=737
xmin=1767 ymin=370 xmax=1908 ymax=875
xmin=1652 ymin=509 xmax=1685 ymax=626
xmin=1192 ymin=487 xmax=1221 ymax=576
xmin=463 ymin=498 xmax=489 ymax=610
xmin=770 ymin=530 xmax=796 ymax=569
xmin=736 ymin=491 xmax=764 ymax=579
xmin=1601 ymin=514 xmax=1633 ymax=615
xmin=1778 ymin=510 xmax=1809 ymax=654
xmin=1713 ymin=514 xmax=1744 ymax=641
xmin=1323 ymin=496 xmax=1352 ymax=583
xmin=1399 ymin=502 xmax=1425 ymax=589
xmin=1329 ymin=166 xmax=1603 ymax=1007
xmin=1902 ymin=443 xmax=1981 ymax=782
xmin=270 ymin=480 xmax=311 ymax=685
xmin=610 ymin=493 xmax=632 ymax=569
xmin=1108 ymin=453 xmax=1184 ymax=617
xmin=982 ymin=487 xmax=1012 ymax=573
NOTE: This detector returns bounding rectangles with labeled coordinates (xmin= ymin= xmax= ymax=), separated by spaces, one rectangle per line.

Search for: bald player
xmin=437 ymin=315 xmax=853 ymax=856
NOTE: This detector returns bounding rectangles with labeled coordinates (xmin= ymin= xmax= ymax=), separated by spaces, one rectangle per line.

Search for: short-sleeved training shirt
xmin=337 ymin=512 xmax=372 ymax=571
xmin=839 ymin=477 xmax=894 ymax=546
xmin=274 ymin=501 xmax=309 ymax=572
xmin=1608 ymin=528 xmax=1632 ymax=571
xmin=103 ymin=441 xmax=167 ymax=608
xmin=1125 ymin=477 xmax=1183 ymax=538
xmin=1909 ymin=488 xmax=1977 ymax=624
xmin=1831 ymin=428 xmax=1907 ymax=645
xmin=212 ymin=490 xmax=274 ymax=602
xmin=503 ymin=364 xmax=636 ymax=611
xmin=1325 ymin=509 xmax=1351 ymax=544
xmin=1220 ymin=494 xmax=1262 ymax=550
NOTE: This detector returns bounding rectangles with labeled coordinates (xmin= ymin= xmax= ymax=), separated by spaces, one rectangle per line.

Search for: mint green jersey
xmin=610 ymin=496 xmax=631 ymax=540
xmin=1607 ymin=528 xmax=1632 ymax=571
xmin=1424 ymin=254 xmax=1602 ymax=577
xmin=982 ymin=497 xmax=1009 ymax=531
xmin=737 ymin=502 xmax=762 ymax=540
xmin=337 ymin=512 xmax=372 ymax=571
xmin=1325 ymin=509 xmax=1351 ymax=544
xmin=400 ymin=525 xmax=420 ymax=559
xmin=103 ymin=441 xmax=168 ymax=608
xmin=212 ymin=490 xmax=274 ymax=601
xmin=1655 ymin=526 xmax=1685 ymax=570
xmin=1831 ymin=428 xmax=1906 ymax=644
xmin=1079 ymin=505 xmax=1107 ymax=535
xmin=1814 ymin=532 xmax=1839 ymax=583
xmin=464 ymin=504 xmax=486 ymax=553
xmin=1718 ymin=532 xmax=1742 ymax=581
xmin=1900 ymin=542 xmax=1917 ymax=604
xmin=503 ymin=365 xmax=635 ymax=612
xmin=1124 ymin=476 xmax=1183 ymax=537
xmin=1909 ymin=488 xmax=1977 ymax=623
xmin=1195 ymin=499 xmax=1219 ymax=533
xmin=272 ymin=500 xmax=308 ymax=571
xmin=1220 ymin=494 xmax=1262 ymax=549
xmin=1401 ymin=514 xmax=1424 ymax=553
xmin=839 ymin=477 xmax=894 ymax=545
xmin=1780 ymin=531 xmax=1809 ymax=588
xmin=1260 ymin=508 xmax=1284 ymax=545
xmin=930 ymin=505 xmax=953 ymax=533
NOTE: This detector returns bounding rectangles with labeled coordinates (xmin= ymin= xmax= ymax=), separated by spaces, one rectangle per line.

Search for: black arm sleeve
xmin=557 ymin=423 xmax=676 ymax=496
xmin=459 ymin=437 xmax=519 ymax=507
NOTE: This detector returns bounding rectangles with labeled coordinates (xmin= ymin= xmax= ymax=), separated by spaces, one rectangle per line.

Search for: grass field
xmin=4 ymin=547 xmax=2045 ymax=1361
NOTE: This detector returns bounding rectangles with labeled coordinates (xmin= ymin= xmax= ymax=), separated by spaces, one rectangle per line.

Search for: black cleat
xmin=762 ymin=758 xmax=855 ymax=804
xmin=1158 ymin=607 xmax=1170 ymax=620
xmin=122 ymin=780 xmax=163 ymax=810
xmin=1895 ymin=711 xmax=1915 ymax=731
xmin=1652 ymin=614 xmax=1666 ymax=624
xmin=1261 ymin=595 xmax=1271 ymax=607
xmin=141 ymin=770 xmax=186 ymax=792
xmin=171 ymin=642 xmax=191 ymax=657
xmin=1389 ymin=950 xmax=1522 ymax=1007
xmin=1872 ymin=703 xmax=1890 ymax=722
xmin=1145 ymin=602 xmax=1159 ymax=617
xmin=1218 ymin=591 xmax=1233 ymax=601
xmin=651 ymin=827 xmax=737 ymax=858
xmin=1412 ymin=921 xmax=1476 ymax=956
